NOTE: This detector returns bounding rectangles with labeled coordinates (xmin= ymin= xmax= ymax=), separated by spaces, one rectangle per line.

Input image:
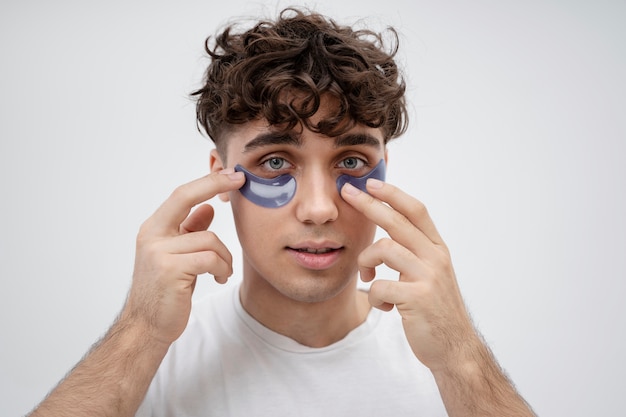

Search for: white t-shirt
xmin=136 ymin=284 xmax=448 ymax=417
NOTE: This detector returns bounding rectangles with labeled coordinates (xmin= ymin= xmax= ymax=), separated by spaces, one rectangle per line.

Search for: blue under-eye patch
xmin=336 ymin=159 xmax=386 ymax=195
xmin=233 ymin=166 xmax=297 ymax=208
xmin=234 ymin=159 xmax=386 ymax=208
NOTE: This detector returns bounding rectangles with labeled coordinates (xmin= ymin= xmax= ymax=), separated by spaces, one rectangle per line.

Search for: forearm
xmin=28 ymin=317 xmax=169 ymax=417
xmin=432 ymin=335 xmax=535 ymax=417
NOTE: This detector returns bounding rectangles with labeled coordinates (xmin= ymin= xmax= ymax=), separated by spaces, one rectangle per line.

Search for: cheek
xmin=230 ymin=193 xmax=283 ymax=247
xmin=342 ymin=207 xmax=378 ymax=246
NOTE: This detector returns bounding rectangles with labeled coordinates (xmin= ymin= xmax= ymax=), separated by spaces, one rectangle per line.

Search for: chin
xmin=273 ymin=271 xmax=357 ymax=304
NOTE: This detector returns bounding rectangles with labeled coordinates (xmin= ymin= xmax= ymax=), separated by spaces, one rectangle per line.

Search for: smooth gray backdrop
xmin=2 ymin=1 xmax=624 ymax=416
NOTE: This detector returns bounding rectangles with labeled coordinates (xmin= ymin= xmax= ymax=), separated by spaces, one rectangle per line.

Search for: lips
xmin=288 ymin=242 xmax=342 ymax=254
xmin=286 ymin=242 xmax=344 ymax=270
xmin=294 ymin=247 xmax=335 ymax=254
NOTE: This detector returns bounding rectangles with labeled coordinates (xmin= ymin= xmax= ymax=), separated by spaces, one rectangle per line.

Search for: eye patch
xmin=335 ymin=159 xmax=386 ymax=196
xmin=234 ymin=159 xmax=386 ymax=208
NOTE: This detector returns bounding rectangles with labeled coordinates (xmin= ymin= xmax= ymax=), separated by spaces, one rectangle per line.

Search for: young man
xmin=29 ymin=8 xmax=535 ymax=417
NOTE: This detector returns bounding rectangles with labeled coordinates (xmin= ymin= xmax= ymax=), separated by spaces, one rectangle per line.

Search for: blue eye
xmin=262 ymin=157 xmax=288 ymax=171
xmin=339 ymin=157 xmax=366 ymax=170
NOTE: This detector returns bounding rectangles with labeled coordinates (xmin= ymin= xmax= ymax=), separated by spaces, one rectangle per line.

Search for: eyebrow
xmin=242 ymin=131 xmax=382 ymax=153
xmin=334 ymin=133 xmax=382 ymax=149
xmin=243 ymin=132 xmax=302 ymax=153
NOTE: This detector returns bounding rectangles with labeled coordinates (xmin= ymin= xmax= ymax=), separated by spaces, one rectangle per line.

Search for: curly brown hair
xmin=192 ymin=8 xmax=407 ymax=155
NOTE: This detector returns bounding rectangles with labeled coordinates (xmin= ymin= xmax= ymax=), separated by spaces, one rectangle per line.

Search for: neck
xmin=239 ymin=273 xmax=371 ymax=348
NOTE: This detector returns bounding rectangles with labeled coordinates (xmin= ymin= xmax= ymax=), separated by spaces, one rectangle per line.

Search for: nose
xmin=294 ymin=169 xmax=339 ymax=225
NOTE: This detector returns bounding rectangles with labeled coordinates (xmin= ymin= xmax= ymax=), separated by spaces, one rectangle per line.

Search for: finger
xmin=162 ymin=231 xmax=232 ymax=266
xmin=358 ymin=238 xmax=424 ymax=283
xmin=144 ymin=170 xmax=244 ymax=238
xmin=177 ymin=251 xmax=233 ymax=283
xmin=368 ymin=279 xmax=415 ymax=311
xmin=366 ymin=179 xmax=444 ymax=245
xmin=358 ymin=238 xmax=395 ymax=282
xmin=341 ymin=182 xmax=433 ymax=253
xmin=180 ymin=204 xmax=215 ymax=234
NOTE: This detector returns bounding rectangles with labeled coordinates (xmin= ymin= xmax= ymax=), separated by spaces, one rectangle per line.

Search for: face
xmin=211 ymin=115 xmax=387 ymax=304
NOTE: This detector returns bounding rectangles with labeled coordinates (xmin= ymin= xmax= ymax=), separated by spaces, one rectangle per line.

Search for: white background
xmin=1 ymin=0 xmax=624 ymax=416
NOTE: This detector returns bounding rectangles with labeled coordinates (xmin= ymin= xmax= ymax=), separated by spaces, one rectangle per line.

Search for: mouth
xmin=287 ymin=241 xmax=343 ymax=253
xmin=286 ymin=243 xmax=344 ymax=270
xmin=291 ymin=247 xmax=338 ymax=254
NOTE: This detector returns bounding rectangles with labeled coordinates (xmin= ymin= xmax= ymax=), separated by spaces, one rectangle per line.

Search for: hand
xmin=341 ymin=179 xmax=478 ymax=372
xmin=121 ymin=169 xmax=245 ymax=345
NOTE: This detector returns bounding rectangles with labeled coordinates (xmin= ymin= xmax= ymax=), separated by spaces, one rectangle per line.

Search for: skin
xmin=28 ymin=171 xmax=247 ymax=417
xmin=340 ymin=177 xmax=534 ymax=416
xmin=28 ymin=108 xmax=536 ymax=416
xmin=210 ymin=117 xmax=385 ymax=347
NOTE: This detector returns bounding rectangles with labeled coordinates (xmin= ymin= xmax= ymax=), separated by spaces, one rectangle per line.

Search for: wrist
xmin=113 ymin=310 xmax=174 ymax=354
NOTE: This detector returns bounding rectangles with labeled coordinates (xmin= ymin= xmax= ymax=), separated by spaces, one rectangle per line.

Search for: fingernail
xmin=219 ymin=168 xmax=243 ymax=181
xmin=342 ymin=183 xmax=361 ymax=195
xmin=367 ymin=178 xmax=384 ymax=189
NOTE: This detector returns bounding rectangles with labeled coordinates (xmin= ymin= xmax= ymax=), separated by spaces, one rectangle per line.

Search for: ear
xmin=384 ymin=147 xmax=388 ymax=166
xmin=210 ymin=149 xmax=231 ymax=202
